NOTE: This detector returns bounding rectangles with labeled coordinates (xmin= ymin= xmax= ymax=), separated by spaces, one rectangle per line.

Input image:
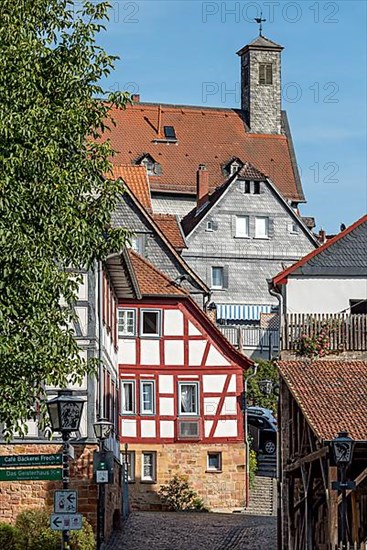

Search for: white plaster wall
xmin=77 ymin=273 xmax=88 ymax=300
xmin=159 ymin=397 xmax=174 ymax=416
xmin=141 ymin=420 xmax=156 ymax=438
xmin=214 ymin=419 xmax=237 ymax=437
xmin=188 ymin=321 xmax=201 ymax=336
xmin=75 ymin=306 xmax=88 ymax=336
xmin=188 ymin=340 xmax=207 ymax=365
xmin=204 ymin=420 xmax=214 ymax=437
xmin=121 ymin=419 xmax=136 ymax=437
xmin=118 ymin=340 xmax=136 ymax=365
xmin=165 ymin=340 xmax=184 ymax=365
xmin=204 ymin=397 xmax=220 ymax=415
xmin=206 ymin=345 xmax=231 ymax=367
xmin=159 ymin=375 xmax=174 ymax=394
xmin=160 ymin=420 xmax=174 ymax=438
xmin=164 ymin=310 xmax=184 ymax=336
xmin=203 ymin=374 xmax=226 ymax=393
xmin=140 ymin=340 xmax=160 ymax=365
xmin=221 ymin=396 xmax=237 ymax=415
xmin=287 ymin=277 xmax=367 ymax=313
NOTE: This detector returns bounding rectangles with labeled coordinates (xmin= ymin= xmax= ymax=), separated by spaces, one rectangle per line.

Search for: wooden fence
xmin=284 ymin=313 xmax=367 ymax=351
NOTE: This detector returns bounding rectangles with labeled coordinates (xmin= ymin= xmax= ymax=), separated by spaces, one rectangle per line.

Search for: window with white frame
xmin=206 ymin=220 xmax=213 ymax=231
xmin=207 ymin=452 xmax=222 ymax=471
xmin=235 ymin=216 xmax=249 ymax=238
xmin=255 ymin=216 xmax=269 ymax=238
xmin=179 ymin=383 xmax=199 ymax=416
xmin=121 ymin=451 xmax=135 ymax=482
xmin=118 ymin=309 xmax=136 ymax=337
xmin=130 ymin=234 xmax=146 ymax=256
xmin=211 ymin=266 xmax=224 ymax=289
xmin=140 ymin=381 xmax=155 ymax=415
xmin=290 ymin=222 xmax=299 ymax=234
xmin=142 ymin=451 xmax=156 ymax=482
xmin=121 ymin=381 xmax=135 ymax=414
xmin=140 ymin=310 xmax=161 ymax=337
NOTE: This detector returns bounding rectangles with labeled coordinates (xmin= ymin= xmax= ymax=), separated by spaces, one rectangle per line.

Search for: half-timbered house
xmin=117 ymin=249 xmax=253 ymax=510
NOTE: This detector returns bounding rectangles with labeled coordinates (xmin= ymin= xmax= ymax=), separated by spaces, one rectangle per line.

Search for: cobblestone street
xmin=106 ymin=512 xmax=277 ymax=550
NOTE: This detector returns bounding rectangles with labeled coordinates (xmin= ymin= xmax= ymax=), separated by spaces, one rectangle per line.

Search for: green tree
xmin=246 ymin=360 xmax=279 ymax=413
xmin=0 ymin=0 xmax=130 ymax=437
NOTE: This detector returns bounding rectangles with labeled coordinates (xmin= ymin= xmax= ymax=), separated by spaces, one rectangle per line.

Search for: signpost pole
xmin=97 ymin=449 xmax=106 ymax=550
xmin=62 ymin=433 xmax=70 ymax=550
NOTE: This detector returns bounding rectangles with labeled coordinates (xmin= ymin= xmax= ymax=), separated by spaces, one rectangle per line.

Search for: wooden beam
xmin=337 ymin=466 xmax=367 ymax=504
xmin=351 ymin=491 xmax=359 ymax=543
xmin=328 ymin=466 xmax=339 ymax=548
xmin=285 ymin=447 xmax=328 ymax=473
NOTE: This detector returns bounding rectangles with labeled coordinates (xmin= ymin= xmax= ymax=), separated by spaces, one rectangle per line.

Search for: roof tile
xmin=152 ymin=213 xmax=187 ymax=250
xmin=112 ymin=164 xmax=152 ymax=212
xmin=128 ymin=250 xmax=187 ymax=296
xmin=278 ymin=360 xmax=367 ymax=441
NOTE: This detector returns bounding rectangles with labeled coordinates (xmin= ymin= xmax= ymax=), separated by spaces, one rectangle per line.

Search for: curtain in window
xmin=180 ymin=385 xmax=196 ymax=413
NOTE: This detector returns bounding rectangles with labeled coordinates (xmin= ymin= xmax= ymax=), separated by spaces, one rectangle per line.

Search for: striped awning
xmin=216 ymin=304 xmax=273 ymax=321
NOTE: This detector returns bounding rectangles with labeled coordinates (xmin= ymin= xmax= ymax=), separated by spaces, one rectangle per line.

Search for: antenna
xmin=254 ymin=12 xmax=266 ymax=37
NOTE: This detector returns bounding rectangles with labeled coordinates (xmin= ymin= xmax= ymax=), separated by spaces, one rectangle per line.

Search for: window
xmin=259 ymin=63 xmax=273 ymax=85
xmin=121 ymin=381 xmax=135 ymax=414
xmin=179 ymin=383 xmax=199 ymax=416
xmin=140 ymin=381 xmax=155 ymax=415
xmin=163 ymin=126 xmax=176 ymax=140
xmin=253 ymin=181 xmax=260 ymax=194
xmin=350 ymin=299 xmax=367 ymax=314
xmin=290 ymin=222 xmax=299 ymax=234
xmin=235 ymin=216 xmax=249 ymax=238
xmin=244 ymin=180 xmax=251 ymax=194
xmin=121 ymin=451 xmax=135 ymax=482
xmin=130 ymin=234 xmax=146 ymax=256
xmin=142 ymin=452 xmax=156 ymax=482
xmin=206 ymin=220 xmax=213 ymax=231
xmin=207 ymin=452 xmax=222 ymax=472
xmin=118 ymin=309 xmax=136 ymax=337
xmin=140 ymin=310 xmax=161 ymax=337
xmin=230 ymin=162 xmax=240 ymax=176
xmin=255 ymin=217 xmax=269 ymax=239
xmin=211 ymin=266 xmax=224 ymax=289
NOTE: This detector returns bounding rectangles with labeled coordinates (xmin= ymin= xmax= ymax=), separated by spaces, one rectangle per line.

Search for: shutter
xmin=223 ymin=265 xmax=229 ymax=289
xmin=268 ymin=218 xmax=274 ymax=238
xmin=232 ymin=215 xmax=236 ymax=237
xmin=259 ymin=64 xmax=265 ymax=85
xmin=266 ymin=64 xmax=273 ymax=84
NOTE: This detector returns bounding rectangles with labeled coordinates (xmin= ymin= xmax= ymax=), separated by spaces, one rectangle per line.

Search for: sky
xmin=96 ymin=0 xmax=366 ymax=233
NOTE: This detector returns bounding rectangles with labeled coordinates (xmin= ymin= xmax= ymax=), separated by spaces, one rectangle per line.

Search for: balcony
xmin=218 ymin=326 xmax=279 ymax=359
xmin=283 ymin=313 xmax=367 ymax=353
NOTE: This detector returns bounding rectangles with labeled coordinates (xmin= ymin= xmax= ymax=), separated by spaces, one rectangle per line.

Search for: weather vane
xmin=254 ymin=12 xmax=266 ymax=37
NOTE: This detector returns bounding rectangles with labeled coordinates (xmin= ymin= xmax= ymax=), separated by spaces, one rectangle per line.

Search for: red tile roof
xmin=152 ymin=214 xmax=186 ymax=251
xmin=112 ymin=164 xmax=152 ymax=212
xmin=106 ymin=103 xmax=304 ymax=202
xmin=128 ymin=250 xmax=187 ymax=296
xmin=278 ymin=360 xmax=367 ymax=441
xmin=272 ymin=214 xmax=367 ymax=285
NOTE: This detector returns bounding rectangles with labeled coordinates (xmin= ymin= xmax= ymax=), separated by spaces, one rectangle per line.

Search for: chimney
xmin=132 ymin=94 xmax=140 ymax=103
xmin=318 ymin=229 xmax=326 ymax=244
xmin=196 ymin=164 xmax=209 ymax=210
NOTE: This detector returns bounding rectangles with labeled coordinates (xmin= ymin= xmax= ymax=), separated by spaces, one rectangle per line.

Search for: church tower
xmin=237 ymin=35 xmax=283 ymax=134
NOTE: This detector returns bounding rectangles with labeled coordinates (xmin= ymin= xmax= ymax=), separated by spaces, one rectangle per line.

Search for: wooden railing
xmin=218 ymin=326 xmax=279 ymax=351
xmin=284 ymin=313 xmax=367 ymax=352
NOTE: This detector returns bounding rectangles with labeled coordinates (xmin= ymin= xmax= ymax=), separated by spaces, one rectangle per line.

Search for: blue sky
xmin=97 ymin=0 xmax=366 ymax=233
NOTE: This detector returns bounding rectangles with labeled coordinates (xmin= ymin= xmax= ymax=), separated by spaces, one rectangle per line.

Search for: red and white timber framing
xmin=118 ymin=298 xmax=246 ymax=445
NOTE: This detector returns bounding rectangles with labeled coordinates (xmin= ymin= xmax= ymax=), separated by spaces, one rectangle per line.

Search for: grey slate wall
xmin=182 ymin=180 xmax=315 ymax=306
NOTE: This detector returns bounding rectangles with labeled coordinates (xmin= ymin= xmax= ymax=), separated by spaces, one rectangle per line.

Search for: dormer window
xmin=136 ymin=154 xmax=161 ymax=176
xmin=230 ymin=162 xmax=241 ymax=176
xmin=226 ymin=158 xmax=243 ymax=177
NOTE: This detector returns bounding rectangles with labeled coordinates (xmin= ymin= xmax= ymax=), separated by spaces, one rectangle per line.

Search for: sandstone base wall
xmin=125 ymin=442 xmax=246 ymax=511
xmin=0 ymin=443 xmax=121 ymax=541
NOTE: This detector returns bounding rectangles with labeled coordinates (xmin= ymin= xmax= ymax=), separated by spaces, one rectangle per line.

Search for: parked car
xmin=247 ymin=406 xmax=277 ymax=427
xmin=247 ymin=410 xmax=277 ymax=455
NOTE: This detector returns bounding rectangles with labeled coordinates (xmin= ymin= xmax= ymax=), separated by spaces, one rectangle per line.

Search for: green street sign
xmin=0 ymin=468 xmax=62 ymax=482
xmin=0 ymin=453 xmax=62 ymax=468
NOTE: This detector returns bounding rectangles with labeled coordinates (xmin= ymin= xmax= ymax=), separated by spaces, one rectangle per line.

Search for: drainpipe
xmin=243 ymin=363 xmax=258 ymax=509
xmin=98 ymin=260 xmax=104 ymax=420
xmin=267 ymin=279 xmax=283 ymax=355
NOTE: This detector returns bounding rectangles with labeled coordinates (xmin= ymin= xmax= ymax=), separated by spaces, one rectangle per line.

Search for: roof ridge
xmin=273 ymin=213 xmax=367 ymax=284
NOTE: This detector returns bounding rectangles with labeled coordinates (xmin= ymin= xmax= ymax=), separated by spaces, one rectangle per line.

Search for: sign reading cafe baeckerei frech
xmin=0 ymin=453 xmax=62 ymax=467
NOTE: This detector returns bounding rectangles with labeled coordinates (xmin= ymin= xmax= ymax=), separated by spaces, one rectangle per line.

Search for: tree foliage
xmin=246 ymin=360 xmax=279 ymax=413
xmin=0 ymin=0 xmax=130 ymax=437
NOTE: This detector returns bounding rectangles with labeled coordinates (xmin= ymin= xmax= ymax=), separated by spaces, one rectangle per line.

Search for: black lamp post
xmin=93 ymin=418 xmax=114 ymax=550
xmin=47 ymin=390 xmax=84 ymax=550
xmin=331 ymin=430 xmax=355 ymax=549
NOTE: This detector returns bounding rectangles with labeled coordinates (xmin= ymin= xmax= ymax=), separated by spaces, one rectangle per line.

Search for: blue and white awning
xmin=216 ymin=304 xmax=273 ymax=321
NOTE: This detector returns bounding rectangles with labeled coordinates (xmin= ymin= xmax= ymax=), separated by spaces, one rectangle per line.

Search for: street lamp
xmin=93 ymin=418 xmax=114 ymax=550
xmin=331 ymin=431 xmax=355 ymax=549
xmin=258 ymin=379 xmax=274 ymax=396
xmin=47 ymin=390 xmax=85 ymax=550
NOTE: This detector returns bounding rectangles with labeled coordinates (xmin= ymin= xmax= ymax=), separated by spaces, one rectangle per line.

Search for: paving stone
xmin=105 ymin=511 xmax=276 ymax=550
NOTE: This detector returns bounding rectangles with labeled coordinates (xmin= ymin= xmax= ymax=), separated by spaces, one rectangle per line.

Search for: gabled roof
xmin=106 ymin=104 xmax=305 ymax=203
xmin=273 ymin=214 xmax=367 ymax=284
xmin=127 ymin=249 xmax=187 ymax=297
xmin=181 ymin=163 xmax=318 ymax=243
xmin=278 ymin=360 xmax=367 ymax=441
xmin=112 ymin=164 xmax=152 ymax=212
xmin=152 ymin=214 xmax=187 ymax=251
